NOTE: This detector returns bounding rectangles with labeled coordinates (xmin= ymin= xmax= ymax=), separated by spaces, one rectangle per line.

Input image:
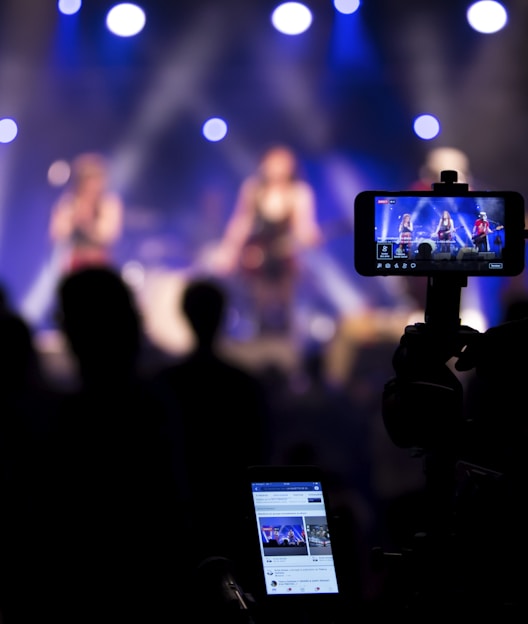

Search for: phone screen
xmin=249 ymin=473 xmax=340 ymax=597
xmin=353 ymin=189 xmax=525 ymax=277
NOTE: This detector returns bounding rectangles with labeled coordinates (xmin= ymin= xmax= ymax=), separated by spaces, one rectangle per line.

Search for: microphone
xmin=195 ymin=556 xmax=258 ymax=622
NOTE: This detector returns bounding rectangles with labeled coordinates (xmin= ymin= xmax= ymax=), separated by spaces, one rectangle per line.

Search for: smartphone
xmin=244 ymin=465 xmax=345 ymax=622
xmin=354 ymin=188 xmax=525 ymax=277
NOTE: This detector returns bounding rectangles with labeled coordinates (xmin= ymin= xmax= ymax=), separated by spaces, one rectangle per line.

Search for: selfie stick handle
xmin=424 ymin=274 xmax=466 ymax=332
xmin=424 ymin=170 xmax=470 ymax=332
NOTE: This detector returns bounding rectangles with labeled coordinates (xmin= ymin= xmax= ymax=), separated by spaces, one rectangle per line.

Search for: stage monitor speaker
xmin=457 ymin=247 xmax=478 ymax=261
xmin=434 ymin=252 xmax=452 ymax=261
xmin=479 ymin=252 xmax=496 ymax=260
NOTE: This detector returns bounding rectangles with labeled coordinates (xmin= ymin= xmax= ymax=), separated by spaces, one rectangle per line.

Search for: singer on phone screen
xmin=397 ymin=213 xmax=413 ymax=256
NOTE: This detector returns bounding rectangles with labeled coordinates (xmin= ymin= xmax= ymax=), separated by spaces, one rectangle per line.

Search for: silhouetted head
xmin=56 ymin=266 xmax=141 ymax=379
xmin=417 ymin=242 xmax=433 ymax=259
xmin=181 ymin=278 xmax=226 ymax=349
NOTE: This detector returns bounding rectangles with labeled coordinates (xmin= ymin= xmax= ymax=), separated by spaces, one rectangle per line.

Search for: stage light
xmin=57 ymin=0 xmax=82 ymax=16
xmin=467 ymin=1 xmax=508 ymax=34
xmin=334 ymin=0 xmax=360 ymax=15
xmin=271 ymin=2 xmax=313 ymax=35
xmin=0 ymin=118 xmax=18 ymax=144
xmin=202 ymin=117 xmax=228 ymax=142
xmin=106 ymin=3 xmax=146 ymax=37
xmin=47 ymin=160 xmax=71 ymax=187
xmin=413 ymin=114 xmax=441 ymax=140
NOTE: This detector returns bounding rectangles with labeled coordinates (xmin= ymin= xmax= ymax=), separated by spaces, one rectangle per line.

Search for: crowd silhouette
xmin=0 ymin=269 xmax=288 ymax=623
xmin=1 ymin=265 xmax=528 ymax=621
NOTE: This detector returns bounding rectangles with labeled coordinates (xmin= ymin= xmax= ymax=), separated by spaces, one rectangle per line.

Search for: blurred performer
xmin=213 ymin=145 xmax=322 ymax=335
xmin=49 ymin=153 xmax=124 ymax=274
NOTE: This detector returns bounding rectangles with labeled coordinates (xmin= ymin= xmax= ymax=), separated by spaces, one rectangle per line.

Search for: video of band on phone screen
xmin=374 ymin=195 xmax=506 ymax=272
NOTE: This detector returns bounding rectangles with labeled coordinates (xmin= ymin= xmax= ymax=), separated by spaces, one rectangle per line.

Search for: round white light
xmin=58 ymin=0 xmax=82 ymax=16
xmin=0 ymin=118 xmax=18 ymax=143
xmin=467 ymin=1 xmax=508 ymax=34
xmin=202 ymin=117 xmax=228 ymax=142
xmin=106 ymin=3 xmax=146 ymax=37
xmin=334 ymin=0 xmax=360 ymax=15
xmin=413 ymin=114 xmax=441 ymax=140
xmin=271 ymin=2 xmax=313 ymax=35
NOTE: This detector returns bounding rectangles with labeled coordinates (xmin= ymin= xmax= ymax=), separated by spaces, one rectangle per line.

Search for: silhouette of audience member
xmin=0 ymin=300 xmax=50 ymax=420
xmin=453 ymin=314 xmax=528 ymax=613
xmin=499 ymin=294 xmax=528 ymax=324
xmin=151 ymin=277 xmax=269 ymax=572
xmin=41 ymin=266 xmax=177 ymax=624
xmin=0 ymin=301 xmax=58 ymax=624
xmin=415 ymin=241 xmax=433 ymax=260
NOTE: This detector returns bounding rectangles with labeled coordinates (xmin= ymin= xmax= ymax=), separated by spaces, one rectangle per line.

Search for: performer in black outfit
xmin=434 ymin=210 xmax=455 ymax=254
xmin=213 ymin=145 xmax=322 ymax=335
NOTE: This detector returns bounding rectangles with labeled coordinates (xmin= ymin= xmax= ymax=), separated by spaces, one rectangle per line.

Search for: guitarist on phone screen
xmin=472 ymin=211 xmax=503 ymax=253
xmin=433 ymin=210 xmax=456 ymax=253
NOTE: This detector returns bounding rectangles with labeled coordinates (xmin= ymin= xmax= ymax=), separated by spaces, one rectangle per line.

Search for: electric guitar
xmin=239 ymin=218 xmax=353 ymax=277
xmin=432 ymin=225 xmax=464 ymax=240
xmin=472 ymin=224 xmax=503 ymax=246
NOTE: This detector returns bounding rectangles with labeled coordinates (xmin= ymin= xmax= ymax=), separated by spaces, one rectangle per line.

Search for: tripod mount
xmin=383 ymin=170 xmax=480 ymax=452
xmin=373 ymin=170 xmax=528 ymax=615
